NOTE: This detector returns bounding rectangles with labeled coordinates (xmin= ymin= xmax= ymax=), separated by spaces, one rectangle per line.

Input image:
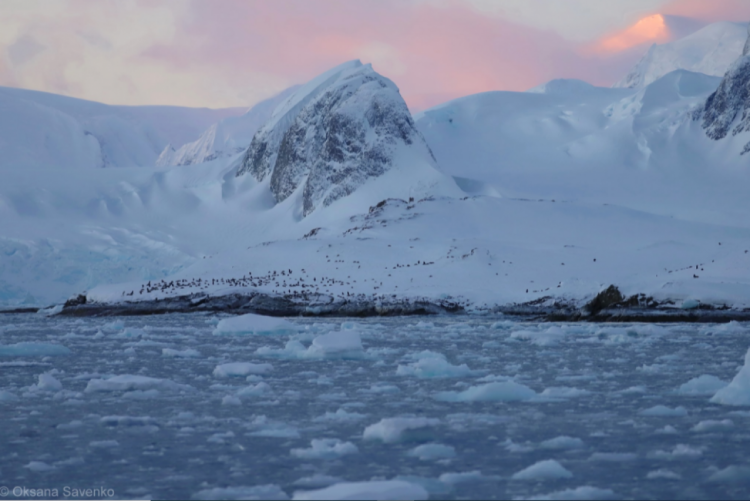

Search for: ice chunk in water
xmin=707 ymin=465 xmax=750 ymax=484
xmin=192 ymin=484 xmax=289 ymax=500
xmin=213 ymin=362 xmax=273 ymax=378
xmin=691 ymin=419 xmax=733 ymax=432
xmin=25 ymin=461 xmax=56 ymax=472
xmin=438 ymin=471 xmax=486 ymax=484
xmin=214 ymin=314 xmax=297 ymax=336
xmin=677 ymin=375 xmax=727 ymax=396
xmin=36 ymin=373 xmax=62 ymax=391
xmin=539 ymin=436 xmax=585 ymax=450
xmin=397 ymin=351 xmax=476 ymax=379
xmin=435 ymin=381 xmax=536 ymax=402
xmin=237 ymin=382 xmax=271 ymax=398
xmin=512 ymin=459 xmax=573 ymax=480
xmin=162 ymin=348 xmax=201 ymax=358
xmin=640 ymin=405 xmax=687 ymax=417
xmin=511 ymin=326 xmax=566 ymax=346
xmin=313 ymin=409 xmax=366 ymax=423
xmin=0 ymin=342 xmax=71 ymax=357
xmin=85 ymin=375 xmax=189 ymax=392
xmin=293 ymin=475 xmax=343 ymax=488
xmin=306 ymin=331 xmax=363 ymax=358
xmin=0 ymin=390 xmax=19 ymax=401
xmin=646 ymin=469 xmax=681 ymax=480
xmin=290 ymin=439 xmax=358 ymax=460
xmin=528 ymin=486 xmax=617 ymax=500
xmin=292 ymin=480 xmax=428 ymax=500
xmin=407 ymin=443 xmax=456 ymax=460
xmin=363 ymin=417 xmax=440 ymax=444
xmin=710 ymin=347 xmax=750 ymax=406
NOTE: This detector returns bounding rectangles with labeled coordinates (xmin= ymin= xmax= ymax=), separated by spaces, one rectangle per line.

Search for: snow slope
xmin=157 ymin=86 xmax=299 ymax=167
xmin=0 ymin=86 xmax=244 ymax=169
xmin=615 ymin=22 xmax=747 ymax=89
xmin=416 ymin=69 xmax=750 ymax=228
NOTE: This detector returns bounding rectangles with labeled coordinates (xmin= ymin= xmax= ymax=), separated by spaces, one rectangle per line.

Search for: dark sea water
xmin=1 ymin=313 xmax=749 ymax=500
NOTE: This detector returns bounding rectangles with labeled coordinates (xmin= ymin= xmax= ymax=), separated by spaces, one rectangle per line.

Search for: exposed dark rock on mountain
xmin=236 ymin=61 xmax=438 ymax=216
xmin=696 ymin=23 xmax=750 ymax=152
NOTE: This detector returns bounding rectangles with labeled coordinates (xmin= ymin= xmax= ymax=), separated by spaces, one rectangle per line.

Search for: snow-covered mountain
xmin=3 ymin=53 xmax=750 ymax=313
xmin=156 ymin=86 xmax=299 ymax=167
xmin=237 ymin=60 xmax=459 ymax=216
xmin=615 ymin=21 xmax=747 ymax=89
xmin=0 ymin=86 xmax=245 ymax=169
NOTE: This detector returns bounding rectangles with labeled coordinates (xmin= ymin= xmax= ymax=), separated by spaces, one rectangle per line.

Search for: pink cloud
xmin=143 ymin=0 xmax=647 ymax=110
xmin=662 ymin=0 xmax=750 ymax=22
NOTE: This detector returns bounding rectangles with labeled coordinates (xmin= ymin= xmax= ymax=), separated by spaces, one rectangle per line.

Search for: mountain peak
xmin=236 ymin=61 xmax=450 ymax=217
xmin=614 ymin=21 xmax=747 ymax=89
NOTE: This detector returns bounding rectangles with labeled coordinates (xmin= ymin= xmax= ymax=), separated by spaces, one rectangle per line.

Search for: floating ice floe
xmin=24 ymin=461 xmax=55 ymax=472
xmin=192 ymin=484 xmax=289 ymax=500
xmin=363 ymin=417 xmax=440 ymax=444
xmin=246 ymin=415 xmax=299 ymax=439
xmin=677 ymin=375 xmax=727 ymax=396
xmin=710 ymin=346 xmax=750 ymax=406
xmin=707 ymin=465 xmax=750 ymax=484
xmin=292 ymin=480 xmax=428 ymax=501
xmin=510 ymin=326 xmax=566 ymax=346
xmin=703 ymin=321 xmax=747 ymax=336
xmin=691 ymin=419 xmax=734 ymax=432
xmin=35 ymin=373 xmax=63 ymax=392
xmin=290 ymin=439 xmax=359 ymax=460
xmin=256 ymin=331 xmax=365 ymax=360
xmin=85 ymin=374 xmax=190 ymax=392
xmin=435 ymin=381 xmax=537 ymax=402
xmin=236 ymin=382 xmax=271 ymax=398
xmin=396 ymin=351 xmax=476 ymax=379
xmin=648 ymin=444 xmax=703 ymax=460
xmin=438 ymin=471 xmax=488 ymax=484
xmin=407 ymin=443 xmax=456 ymax=460
xmin=305 ymin=331 xmax=364 ymax=358
xmin=640 ymin=405 xmax=688 ymax=417
xmin=0 ymin=342 xmax=71 ymax=357
xmin=539 ymin=436 xmax=585 ymax=450
xmin=525 ymin=485 xmax=617 ymax=500
xmin=293 ymin=475 xmax=343 ymax=488
xmin=213 ymin=362 xmax=273 ymax=378
xmin=646 ymin=469 xmax=681 ymax=480
xmin=89 ymin=440 xmax=120 ymax=449
xmin=313 ymin=408 xmax=367 ymax=423
xmin=512 ymin=459 xmax=573 ymax=481
xmin=162 ymin=348 xmax=201 ymax=358
xmin=213 ymin=313 xmax=297 ymax=336
xmin=588 ymin=452 xmax=638 ymax=462
xmin=0 ymin=390 xmax=19 ymax=402
xmin=539 ymin=386 xmax=591 ymax=399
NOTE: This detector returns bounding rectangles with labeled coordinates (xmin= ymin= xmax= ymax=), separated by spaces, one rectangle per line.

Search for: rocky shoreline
xmin=37 ymin=285 xmax=750 ymax=323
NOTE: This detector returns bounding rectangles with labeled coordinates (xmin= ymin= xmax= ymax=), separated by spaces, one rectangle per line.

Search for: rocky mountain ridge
xmin=696 ymin=23 xmax=750 ymax=153
xmin=236 ymin=61 xmax=444 ymax=216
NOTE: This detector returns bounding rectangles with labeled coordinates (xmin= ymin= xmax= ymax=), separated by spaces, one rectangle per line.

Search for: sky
xmin=1 ymin=0 xmax=749 ymax=111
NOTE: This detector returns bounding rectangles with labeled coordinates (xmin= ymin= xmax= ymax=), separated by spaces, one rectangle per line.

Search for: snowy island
xmin=2 ymin=24 xmax=750 ymax=322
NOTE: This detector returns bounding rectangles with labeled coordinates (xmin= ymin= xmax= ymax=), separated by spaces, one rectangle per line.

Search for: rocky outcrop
xmin=696 ymin=23 xmax=750 ymax=152
xmin=236 ymin=61 xmax=439 ymax=216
